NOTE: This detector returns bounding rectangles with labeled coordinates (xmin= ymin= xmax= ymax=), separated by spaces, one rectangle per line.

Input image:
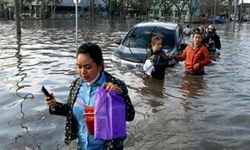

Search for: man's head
xmin=208 ymin=24 xmax=216 ymax=32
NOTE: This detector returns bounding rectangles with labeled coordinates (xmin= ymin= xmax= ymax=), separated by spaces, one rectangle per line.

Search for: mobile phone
xmin=41 ymin=86 xmax=51 ymax=97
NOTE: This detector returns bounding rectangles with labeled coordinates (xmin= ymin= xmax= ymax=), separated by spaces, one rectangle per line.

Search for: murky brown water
xmin=1 ymin=18 xmax=250 ymax=150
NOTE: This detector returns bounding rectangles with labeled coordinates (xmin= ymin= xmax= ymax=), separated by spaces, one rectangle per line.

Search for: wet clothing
xmin=174 ymin=44 xmax=211 ymax=74
xmin=144 ymin=50 xmax=169 ymax=80
xmin=203 ymin=32 xmax=221 ymax=50
xmin=49 ymin=71 xmax=135 ymax=150
xmin=185 ymin=70 xmax=205 ymax=75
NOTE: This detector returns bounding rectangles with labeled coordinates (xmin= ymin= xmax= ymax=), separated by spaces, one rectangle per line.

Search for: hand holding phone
xmin=41 ymin=86 xmax=56 ymax=110
xmin=41 ymin=86 xmax=51 ymax=98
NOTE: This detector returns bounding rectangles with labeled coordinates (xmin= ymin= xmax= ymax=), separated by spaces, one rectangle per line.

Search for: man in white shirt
xmin=183 ymin=24 xmax=191 ymax=36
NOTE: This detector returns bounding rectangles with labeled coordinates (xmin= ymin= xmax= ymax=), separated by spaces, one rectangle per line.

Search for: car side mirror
xmin=115 ymin=38 xmax=122 ymax=45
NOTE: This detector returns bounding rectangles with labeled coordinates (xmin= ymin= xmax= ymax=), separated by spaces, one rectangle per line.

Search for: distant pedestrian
xmin=183 ymin=24 xmax=191 ymax=36
xmin=203 ymin=24 xmax=221 ymax=51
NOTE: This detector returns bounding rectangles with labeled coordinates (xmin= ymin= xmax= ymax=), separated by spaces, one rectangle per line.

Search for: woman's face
xmin=76 ymin=53 xmax=100 ymax=82
xmin=205 ymin=28 xmax=209 ymax=33
xmin=152 ymin=40 xmax=162 ymax=52
xmin=193 ymin=34 xmax=202 ymax=45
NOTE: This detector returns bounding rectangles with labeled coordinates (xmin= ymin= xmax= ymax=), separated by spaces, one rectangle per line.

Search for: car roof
xmin=134 ymin=21 xmax=180 ymax=30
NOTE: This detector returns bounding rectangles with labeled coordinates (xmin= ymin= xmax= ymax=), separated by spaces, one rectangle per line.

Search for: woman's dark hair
xmin=77 ymin=42 xmax=104 ymax=69
xmin=192 ymin=28 xmax=202 ymax=37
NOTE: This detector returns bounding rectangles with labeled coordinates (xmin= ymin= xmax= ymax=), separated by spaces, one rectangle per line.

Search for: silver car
xmin=111 ymin=21 xmax=187 ymax=69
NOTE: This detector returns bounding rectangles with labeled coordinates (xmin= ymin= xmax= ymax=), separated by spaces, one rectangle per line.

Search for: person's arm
xmin=161 ymin=51 xmax=169 ymax=60
xmin=44 ymin=93 xmax=70 ymax=116
xmin=153 ymin=51 xmax=169 ymax=68
xmin=174 ymin=47 xmax=187 ymax=61
xmin=214 ymin=35 xmax=221 ymax=49
xmin=47 ymin=80 xmax=78 ymax=116
xmin=203 ymin=34 xmax=211 ymax=47
xmin=121 ymin=91 xmax=135 ymax=121
xmin=115 ymin=81 xmax=135 ymax=121
xmin=106 ymin=75 xmax=135 ymax=121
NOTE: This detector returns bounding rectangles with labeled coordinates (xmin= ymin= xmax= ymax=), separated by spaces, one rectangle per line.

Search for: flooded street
xmin=1 ymin=18 xmax=250 ymax=150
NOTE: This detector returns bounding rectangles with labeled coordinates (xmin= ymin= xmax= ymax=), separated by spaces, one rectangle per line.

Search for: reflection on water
xmin=181 ymin=74 xmax=206 ymax=99
xmin=1 ymin=19 xmax=250 ymax=149
xmin=179 ymin=74 xmax=207 ymax=112
xmin=141 ymin=78 xmax=165 ymax=113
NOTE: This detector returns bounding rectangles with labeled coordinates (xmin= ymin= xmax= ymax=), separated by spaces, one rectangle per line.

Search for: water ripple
xmin=1 ymin=19 xmax=250 ymax=149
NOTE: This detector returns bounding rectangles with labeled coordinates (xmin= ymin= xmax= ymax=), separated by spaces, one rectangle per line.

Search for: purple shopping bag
xmin=94 ymin=87 xmax=126 ymax=140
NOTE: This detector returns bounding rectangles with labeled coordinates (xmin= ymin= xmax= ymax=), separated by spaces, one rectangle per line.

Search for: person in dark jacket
xmin=44 ymin=42 xmax=135 ymax=150
xmin=143 ymin=36 xmax=169 ymax=80
xmin=203 ymin=24 xmax=221 ymax=51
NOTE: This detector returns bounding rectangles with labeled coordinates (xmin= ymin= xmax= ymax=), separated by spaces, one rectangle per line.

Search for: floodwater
xmin=0 ymin=18 xmax=250 ymax=150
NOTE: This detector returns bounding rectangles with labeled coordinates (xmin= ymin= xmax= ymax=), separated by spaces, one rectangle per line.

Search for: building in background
xmin=148 ymin=0 xmax=190 ymax=21
xmin=30 ymin=0 xmax=106 ymax=19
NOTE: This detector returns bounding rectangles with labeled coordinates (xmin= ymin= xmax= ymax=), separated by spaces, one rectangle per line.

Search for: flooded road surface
xmin=1 ymin=19 xmax=250 ymax=150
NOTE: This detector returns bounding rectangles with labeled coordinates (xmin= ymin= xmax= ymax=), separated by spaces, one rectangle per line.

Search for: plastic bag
xmin=143 ymin=59 xmax=155 ymax=76
xmin=94 ymin=87 xmax=126 ymax=140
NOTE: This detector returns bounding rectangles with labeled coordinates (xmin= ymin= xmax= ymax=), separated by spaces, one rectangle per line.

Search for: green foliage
xmin=110 ymin=0 xmax=117 ymax=12
xmin=0 ymin=9 xmax=5 ymax=18
xmin=35 ymin=0 xmax=47 ymax=18
xmin=0 ymin=0 xmax=10 ymax=4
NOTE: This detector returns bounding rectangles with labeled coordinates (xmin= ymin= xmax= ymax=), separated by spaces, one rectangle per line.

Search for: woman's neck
xmin=86 ymin=71 xmax=101 ymax=85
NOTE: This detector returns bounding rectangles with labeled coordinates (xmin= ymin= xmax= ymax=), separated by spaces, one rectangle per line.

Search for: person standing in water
xmin=44 ymin=42 xmax=135 ymax=150
xmin=171 ymin=31 xmax=211 ymax=75
xmin=143 ymin=36 xmax=169 ymax=80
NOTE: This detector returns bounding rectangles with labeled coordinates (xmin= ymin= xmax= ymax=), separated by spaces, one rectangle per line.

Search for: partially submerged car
xmin=111 ymin=21 xmax=187 ymax=69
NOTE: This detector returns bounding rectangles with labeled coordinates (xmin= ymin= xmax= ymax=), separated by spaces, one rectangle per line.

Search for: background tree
xmin=89 ymin=0 xmax=95 ymax=18
xmin=110 ymin=0 xmax=118 ymax=17
xmin=115 ymin=0 xmax=129 ymax=19
xmin=36 ymin=0 xmax=47 ymax=19
xmin=227 ymin=0 xmax=234 ymax=20
xmin=159 ymin=0 xmax=173 ymax=19
xmin=14 ymin=0 xmax=21 ymax=35
xmin=0 ymin=0 xmax=9 ymax=19
xmin=129 ymin=0 xmax=149 ymax=19
xmin=143 ymin=0 xmax=152 ymax=19
xmin=200 ymin=0 xmax=221 ymax=17
xmin=0 ymin=0 xmax=8 ymax=4
xmin=22 ymin=0 xmax=34 ymax=17
xmin=48 ymin=0 xmax=63 ymax=19
xmin=170 ymin=0 xmax=190 ymax=22
xmin=102 ymin=0 xmax=117 ymax=17
xmin=188 ymin=0 xmax=200 ymax=21
xmin=120 ymin=0 xmax=133 ymax=19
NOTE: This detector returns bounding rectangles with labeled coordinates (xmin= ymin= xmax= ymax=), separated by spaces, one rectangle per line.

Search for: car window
xmin=122 ymin=26 xmax=155 ymax=48
xmin=153 ymin=27 xmax=176 ymax=49
xmin=123 ymin=26 xmax=176 ymax=49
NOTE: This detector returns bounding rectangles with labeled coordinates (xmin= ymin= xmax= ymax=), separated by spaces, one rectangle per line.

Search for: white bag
xmin=143 ymin=59 xmax=155 ymax=76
